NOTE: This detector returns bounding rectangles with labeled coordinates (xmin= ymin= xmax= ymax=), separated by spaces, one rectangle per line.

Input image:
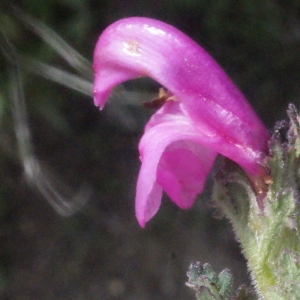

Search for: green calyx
xmin=212 ymin=104 xmax=300 ymax=299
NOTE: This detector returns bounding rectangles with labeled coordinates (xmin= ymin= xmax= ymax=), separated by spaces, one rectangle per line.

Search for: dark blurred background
xmin=0 ymin=1 xmax=300 ymax=299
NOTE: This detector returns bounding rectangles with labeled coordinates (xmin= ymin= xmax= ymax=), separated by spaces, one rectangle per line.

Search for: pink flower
xmin=93 ymin=17 xmax=270 ymax=227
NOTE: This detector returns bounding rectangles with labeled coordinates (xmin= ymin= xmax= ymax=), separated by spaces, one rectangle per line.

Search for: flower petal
xmin=157 ymin=140 xmax=216 ymax=209
xmin=93 ymin=17 xmax=270 ymax=177
xmin=136 ymin=101 xmax=217 ymax=227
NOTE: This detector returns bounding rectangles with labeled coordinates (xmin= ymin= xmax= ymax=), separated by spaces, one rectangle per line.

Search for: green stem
xmin=213 ymin=106 xmax=300 ymax=299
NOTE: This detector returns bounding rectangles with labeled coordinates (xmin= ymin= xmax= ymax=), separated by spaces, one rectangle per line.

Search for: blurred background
xmin=0 ymin=0 xmax=300 ymax=299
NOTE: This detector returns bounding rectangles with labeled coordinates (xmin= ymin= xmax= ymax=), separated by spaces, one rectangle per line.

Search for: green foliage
xmin=186 ymin=262 xmax=233 ymax=300
xmin=186 ymin=262 xmax=256 ymax=300
xmin=213 ymin=105 xmax=300 ymax=299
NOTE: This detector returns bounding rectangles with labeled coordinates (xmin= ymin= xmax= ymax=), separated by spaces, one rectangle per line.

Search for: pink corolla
xmin=93 ymin=17 xmax=270 ymax=227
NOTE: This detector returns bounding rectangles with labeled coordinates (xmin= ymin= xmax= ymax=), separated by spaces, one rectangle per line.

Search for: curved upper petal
xmin=93 ymin=17 xmax=270 ymax=177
